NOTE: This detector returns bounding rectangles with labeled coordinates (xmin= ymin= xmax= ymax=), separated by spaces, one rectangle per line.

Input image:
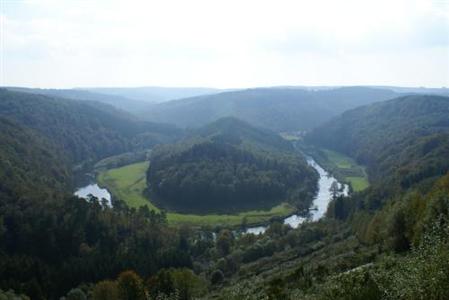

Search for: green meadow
xmin=321 ymin=148 xmax=369 ymax=192
xmin=97 ymin=161 xmax=295 ymax=226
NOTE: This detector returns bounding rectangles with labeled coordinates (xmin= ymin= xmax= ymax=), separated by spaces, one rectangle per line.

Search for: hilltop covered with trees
xmin=306 ymin=95 xmax=449 ymax=194
xmin=147 ymin=118 xmax=318 ymax=213
xmin=2 ymin=90 xmax=449 ymax=299
xmin=140 ymin=87 xmax=398 ymax=131
xmin=0 ymin=89 xmax=182 ymax=165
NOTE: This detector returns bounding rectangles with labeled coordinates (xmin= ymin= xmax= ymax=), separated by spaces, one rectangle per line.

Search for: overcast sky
xmin=1 ymin=0 xmax=448 ymax=88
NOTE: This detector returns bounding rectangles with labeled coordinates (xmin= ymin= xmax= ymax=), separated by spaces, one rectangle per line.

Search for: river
xmin=74 ymin=157 xmax=346 ymax=232
xmin=74 ymin=183 xmax=112 ymax=207
xmin=245 ymin=158 xmax=348 ymax=234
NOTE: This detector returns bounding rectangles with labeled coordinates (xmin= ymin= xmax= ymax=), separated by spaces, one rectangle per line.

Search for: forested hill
xmin=6 ymin=86 xmax=152 ymax=115
xmin=139 ymin=87 xmax=398 ymax=131
xmin=194 ymin=117 xmax=294 ymax=152
xmin=0 ymin=117 xmax=71 ymax=200
xmin=196 ymin=98 xmax=449 ymax=299
xmin=82 ymin=86 xmax=223 ymax=103
xmin=0 ymin=89 xmax=182 ymax=164
xmin=0 ymin=91 xmax=191 ymax=299
xmin=306 ymin=94 xmax=449 ymax=190
xmin=147 ymin=117 xmax=318 ymax=213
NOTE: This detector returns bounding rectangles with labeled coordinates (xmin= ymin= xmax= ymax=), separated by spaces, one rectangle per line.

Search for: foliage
xmin=117 ymin=270 xmax=146 ymax=300
xmin=0 ymin=117 xmax=70 ymax=200
xmin=147 ymin=117 xmax=318 ymax=213
xmin=374 ymin=222 xmax=449 ymax=300
xmin=97 ymin=161 xmax=296 ymax=226
xmin=0 ymin=289 xmax=30 ymax=300
xmin=92 ymin=280 xmax=119 ymax=300
xmin=0 ymin=89 xmax=181 ymax=164
xmin=306 ymin=95 xmax=449 ymax=191
xmin=141 ymin=87 xmax=397 ymax=131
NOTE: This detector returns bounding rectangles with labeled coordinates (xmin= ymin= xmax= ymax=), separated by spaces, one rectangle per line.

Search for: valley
xmin=94 ymin=160 xmax=295 ymax=226
xmin=301 ymin=145 xmax=369 ymax=192
xmin=77 ymin=154 xmax=348 ymax=229
xmin=2 ymin=2 xmax=448 ymax=298
xmin=1 ymin=88 xmax=449 ymax=300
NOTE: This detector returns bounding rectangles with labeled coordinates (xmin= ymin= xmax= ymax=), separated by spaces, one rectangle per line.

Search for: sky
xmin=1 ymin=0 xmax=448 ymax=88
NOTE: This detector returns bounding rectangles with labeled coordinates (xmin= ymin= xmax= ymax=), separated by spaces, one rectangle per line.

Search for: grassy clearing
xmin=280 ymin=132 xmax=302 ymax=141
xmin=97 ymin=161 xmax=295 ymax=227
xmin=98 ymin=161 xmax=158 ymax=210
xmin=346 ymin=176 xmax=370 ymax=192
xmin=322 ymin=149 xmax=352 ymax=169
xmin=322 ymin=149 xmax=369 ymax=192
xmin=301 ymin=146 xmax=369 ymax=192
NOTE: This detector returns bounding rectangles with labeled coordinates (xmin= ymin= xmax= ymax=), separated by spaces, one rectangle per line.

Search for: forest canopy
xmin=147 ymin=118 xmax=318 ymax=213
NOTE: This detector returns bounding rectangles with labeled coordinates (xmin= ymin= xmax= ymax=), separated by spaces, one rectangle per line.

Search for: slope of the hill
xmin=5 ymin=87 xmax=152 ymax=115
xmin=0 ymin=117 xmax=70 ymax=200
xmin=0 ymin=89 xmax=182 ymax=164
xmin=140 ymin=87 xmax=398 ymax=131
xmin=82 ymin=86 xmax=224 ymax=103
xmin=147 ymin=117 xmax=318 ymax=213
xmin=306 ymin=95 xmax=449 ymax=188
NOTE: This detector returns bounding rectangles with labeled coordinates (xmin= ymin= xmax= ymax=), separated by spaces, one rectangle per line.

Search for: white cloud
xmin=1 ymin=0 xmax=448 ymax=88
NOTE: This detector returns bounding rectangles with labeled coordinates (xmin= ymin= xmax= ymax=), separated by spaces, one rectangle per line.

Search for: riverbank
xmin=75 ymin=154 xmax=347 ymax=231
xmin=299 ymin=144 xmax=369 ymax=192
xmin=243 ymin=157 xmax=348 ymax=234
xmin=95 ymin=161 xmax=296 ymax=227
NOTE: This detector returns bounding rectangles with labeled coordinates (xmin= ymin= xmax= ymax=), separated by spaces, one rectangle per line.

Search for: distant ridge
xmin=139 ymin=86 xmax=398 ymax=131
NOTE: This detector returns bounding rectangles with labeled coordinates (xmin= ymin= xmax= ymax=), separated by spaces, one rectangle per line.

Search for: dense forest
xmin=6 ymin=87 xmax=152 ymax=115
xmin=0 ymin=117 xmax=70 ymax=200
xmin=147 ymin=118 xmax=318 ymax=213
xmin=1 ymin=90 xmax=449 ymax=299
xmin=306 ymin=95 xmax=449 ymax=191
xmin=139 ymin=87 xmax=399 ymax=131
xmin=6 ymin=87 xmax=224 ymax=115
xmin=198 ymin=95 xmax=449 ymax=299
xmin=0 ymin=89 xmax=182 ymax=166
xmin=0 ymin=91 xmax=192 ymax=299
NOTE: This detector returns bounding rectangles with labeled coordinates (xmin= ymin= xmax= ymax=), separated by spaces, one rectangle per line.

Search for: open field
xmin=97 ymin=161 xmax=296 ymax=226
xmin=346 ymin=176 xmax=369 ymax=192
xmin=321 ymin=149 xmax=369 ymax=192
xmin=300 ymin=145 xmax=369 ymax=192
xmin=279 ymin=132 xmax=302 ymax=141
xmin=321 ymin=149 xmax=352 ymax=169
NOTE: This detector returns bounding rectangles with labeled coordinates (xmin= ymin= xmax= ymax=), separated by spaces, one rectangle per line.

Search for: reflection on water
xmin=74 ymin=184 xmax=112 ymax=207
xmin=245 ymin=158 xmax=348 ymax=234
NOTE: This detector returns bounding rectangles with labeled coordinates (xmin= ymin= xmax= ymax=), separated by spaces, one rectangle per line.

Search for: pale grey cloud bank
xmin=1 ymin=0 xmax=448 ymax=88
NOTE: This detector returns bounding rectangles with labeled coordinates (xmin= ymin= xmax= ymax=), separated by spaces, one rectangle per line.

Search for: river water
xmin=74 ymin=157 xmax=346 ymax=232
xmin=74 ymin=183 xmax=112 ymax=207
xmin=245 ymin=158 xmax=348 ymax=234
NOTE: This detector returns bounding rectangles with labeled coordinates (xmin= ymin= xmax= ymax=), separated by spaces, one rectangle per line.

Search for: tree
xmin=92 ymin=280 xmax=119 ymax=300
xmin=330 ymin=181 xmax=339 ymax=200
xmin=333 ymin=196 xmax=346 ymax=220
xmin=216 ymin=230 xmax=234 ymax=256
xmin=210 ymin=269 xmax=224 ymax=285
xmin=387 ymin=207 xmax=410 ymax=253
xmin=117 ymin=271 xmax=146 ymax=300
xmin=147 ymin=269 xmax=175 ymax=298
xmin=171 ymin=268 xmax=207 ymax=300
xmin=65 ymin=288 xmax=86 ymax=300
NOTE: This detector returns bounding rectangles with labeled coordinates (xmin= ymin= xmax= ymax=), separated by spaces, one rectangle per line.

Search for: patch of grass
xmin=322 ymin=149 xmax=352 ymax=169
xmin=167 ymin=203 xmax=295 ymax=226
xmin=97 ymin=161 xmax=158 ymax=210
xmin=280 ymin=132 xmax=302 ymax=141
xmin=97 ymin=161 xmax=295 ymax=226
xmin=346 ymin=176 xmax=369 ymax=192
xmin=301 ymin=145 xmax=369 ymax=192
xmin=321 ymin=149 xmax=369 ymax=192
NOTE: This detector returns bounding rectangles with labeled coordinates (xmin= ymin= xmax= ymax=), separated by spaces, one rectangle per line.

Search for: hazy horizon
xmin=1 ymin=0 xmax=448 ymax=89
xmin=2 ymin=84 xmax=448 ymax=91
